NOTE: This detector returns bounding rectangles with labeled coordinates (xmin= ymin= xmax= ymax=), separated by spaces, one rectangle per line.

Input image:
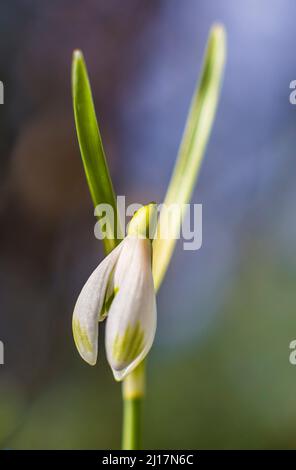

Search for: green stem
xmin=122 ymin=362 xmax=145 ymax=450
xmin=122 ymin=398 xmax=142 ymax=450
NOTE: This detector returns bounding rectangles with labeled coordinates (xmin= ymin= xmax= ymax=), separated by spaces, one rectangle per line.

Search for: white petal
xmin=72 ymin=241 xmax=124 ymax=365
xmin=105 ymin=236 xmax=157 ymax=381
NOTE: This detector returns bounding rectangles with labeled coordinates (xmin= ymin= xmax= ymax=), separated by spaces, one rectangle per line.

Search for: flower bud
xmin=72 ymin=203 xmax=157 ymax=381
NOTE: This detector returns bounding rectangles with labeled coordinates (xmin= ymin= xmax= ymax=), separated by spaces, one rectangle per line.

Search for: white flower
xmin=72 ymin=204 xmax=157 ymax=381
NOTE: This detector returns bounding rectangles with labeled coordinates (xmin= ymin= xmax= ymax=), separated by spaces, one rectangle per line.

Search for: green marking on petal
xmin=72 ymin=317 xmax=93 ymax=353
xmin=105 ymin=286 xmax=119 ymax=313
xmin=112 ymin=321 xmax=145 ymax=369
xmin=99 ymin=286 xmax=119 ymax=321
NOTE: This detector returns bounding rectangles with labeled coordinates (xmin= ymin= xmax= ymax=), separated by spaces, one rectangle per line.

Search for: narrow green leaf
xmin=152 ymin=24 xmax=226 ymax=290
xmin=72 ymin=50 xmax=122 ymax=254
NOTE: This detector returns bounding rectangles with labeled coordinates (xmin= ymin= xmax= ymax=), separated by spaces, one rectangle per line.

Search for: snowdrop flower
xmin=72 ymin=203 xmax=157 ymax=381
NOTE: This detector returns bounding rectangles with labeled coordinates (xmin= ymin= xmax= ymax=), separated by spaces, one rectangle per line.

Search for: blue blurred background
xmin=1 ymin=0 xmax=296 ymax=449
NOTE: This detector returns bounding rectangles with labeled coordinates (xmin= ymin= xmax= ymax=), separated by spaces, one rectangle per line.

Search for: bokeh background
xmin=1 ymin=0 xmax=296 ymax=449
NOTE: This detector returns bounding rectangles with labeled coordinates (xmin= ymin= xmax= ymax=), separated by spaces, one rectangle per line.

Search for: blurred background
xmin=1 ymin=0 xmax=296 ymax=449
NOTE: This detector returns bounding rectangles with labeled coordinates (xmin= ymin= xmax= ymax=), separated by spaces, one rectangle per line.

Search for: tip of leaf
xmin=73 ymin=49 xmax=83 ymax=61
xmin=71 ymin=49 xmax=87 ymax=99
xmin=210 ymin=23 xmax=227 ymax=51
xmin=211 ymin=23 xmax=225 ymax=35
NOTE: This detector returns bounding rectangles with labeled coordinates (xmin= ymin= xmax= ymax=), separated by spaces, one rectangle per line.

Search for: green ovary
xmin=112 ymin=321 xmax=145 ymax=369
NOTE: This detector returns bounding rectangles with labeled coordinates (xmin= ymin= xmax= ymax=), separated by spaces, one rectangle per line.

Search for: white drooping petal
xmin=105 ymin=236 xmax=157 ymax=381
xmin=72 ymin=241 xmax=124 ymax=365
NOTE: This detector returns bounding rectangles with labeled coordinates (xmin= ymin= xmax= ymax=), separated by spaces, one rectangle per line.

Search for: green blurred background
xmin=1 ymin=0 xmax=296 ymax=449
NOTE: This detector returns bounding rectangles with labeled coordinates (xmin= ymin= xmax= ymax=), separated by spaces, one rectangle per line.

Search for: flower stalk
xmin=122 ymin=362 xmax=145 ymax=450
xmin=71 ymin=23 xmax=226 ymax=450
